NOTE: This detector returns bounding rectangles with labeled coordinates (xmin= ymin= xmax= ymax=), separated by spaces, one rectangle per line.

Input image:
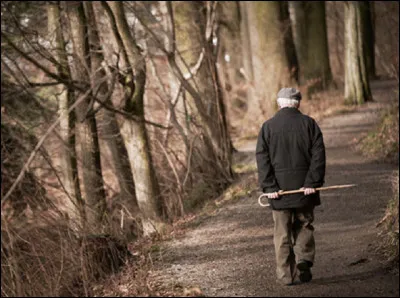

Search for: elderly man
xmin=256 ymin=87 xmax=326 ymax=286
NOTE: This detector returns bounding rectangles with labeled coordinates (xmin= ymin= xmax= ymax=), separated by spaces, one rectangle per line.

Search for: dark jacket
xmin=256 ymin=107 xmax=326 ymax=210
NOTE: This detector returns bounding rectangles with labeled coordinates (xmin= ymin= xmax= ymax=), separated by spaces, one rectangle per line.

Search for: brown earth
xmin=147 ymin=80 xmax=399 ymax=297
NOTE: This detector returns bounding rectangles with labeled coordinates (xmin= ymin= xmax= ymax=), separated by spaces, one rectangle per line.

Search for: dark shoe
xmin=297 ymin=260 xmax=312 ymax=283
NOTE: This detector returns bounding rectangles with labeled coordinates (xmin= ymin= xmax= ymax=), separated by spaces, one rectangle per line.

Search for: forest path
xmin=149 ymin=80 xmax=399 ymax=297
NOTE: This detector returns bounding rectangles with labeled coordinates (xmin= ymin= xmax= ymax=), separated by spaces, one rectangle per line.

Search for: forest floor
xmin=97 ymin=79 xmax=399 ymax=297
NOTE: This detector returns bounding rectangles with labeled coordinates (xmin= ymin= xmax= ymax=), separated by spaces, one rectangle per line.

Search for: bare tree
xmin=360 ymin=1 xmax=376 ymax=79
xmin=280 ymin=1 xmax=299 ymax=83
xmin=104 ymin=1 xmax=164 ymax=235
xmin=239 ymin=1 xmax=255 ymax=117
xmin=113 ymin=1 xmax=235 ymax=217
xmin=171 ymin=1 xmax=233 ymax=181
xmin=47 ymin=2 xmax=85 ymax=227
xmin=67 ymin=1 xmax=107 ymax=231
xmin=83 ymin=2 xmax=141 ymax=227
xmin=290 ymin=1 xmax=332 ymax=95
xmin=241 ymin=1 xmax=296 ymax=127
xmin=217 ymin=1 xmax=246 ymax=122
xmin=344 ymin=1 xmax=373 ymax=105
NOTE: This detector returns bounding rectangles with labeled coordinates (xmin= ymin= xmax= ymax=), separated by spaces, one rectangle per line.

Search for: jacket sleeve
xmin=303 ymin=121 xmax=326 ymax=188
xmin=256 ymin=123 xmax=280 ymax=193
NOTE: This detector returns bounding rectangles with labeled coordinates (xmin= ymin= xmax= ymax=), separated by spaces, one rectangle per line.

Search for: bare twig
xmin=156 ymin=139 xmax=183 ymax=192
xmin=1 ymin=88 xmax=92 ymax=207
xmin=1 ymin=32 xmax=83 ymax=90
xmin=166 ymin=1 xmax=176 ymax=53
xmin=182 ymin=135 xmax=199 ymax=187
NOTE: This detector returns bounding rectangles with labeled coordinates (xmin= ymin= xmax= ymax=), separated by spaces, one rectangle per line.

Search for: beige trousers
xmin=272 ymin=206 xmax=315 ymax=282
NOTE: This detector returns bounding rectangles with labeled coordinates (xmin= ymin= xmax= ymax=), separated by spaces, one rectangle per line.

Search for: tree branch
xmin=1 ymin=87 xmax=92 ymax=208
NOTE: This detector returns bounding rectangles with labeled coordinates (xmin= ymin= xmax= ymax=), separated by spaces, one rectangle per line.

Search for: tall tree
xmin=67 ymin=2 xmax=107 ymax=231
xmin=105 ymin=1 xmax=164 ymax=234
xmin=83 ymin=2 xmax=140 ymax=221
xmin=217 ymin=1 xmax=245 ymax=110
xmin=344 ymin=1 xmax=373 ymax=105
xmin=47 ymin=2 xmax=85 ymax=226
xmin=290 ymin=1 xmax=332 ymax=95
xmin=280 ymin=1 xmax=299 ymax=83
xmin=171 ymin=1 xmax=233 ymax=181
xmin=242 ymin=1 xmax=297 ymax=127
xmin=360 ymin=1 xmax=376 ymax=79
xmin=239 ymin=1 xmax=255 ymax=117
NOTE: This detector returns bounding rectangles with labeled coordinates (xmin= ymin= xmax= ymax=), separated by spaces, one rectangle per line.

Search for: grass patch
xmin=376 ymin=171 xmax=399 ymax=268
xmin=232 ymin=163 xmax=258 ymax=174
xmin=358 ymin=103 xmax=399 ymax=164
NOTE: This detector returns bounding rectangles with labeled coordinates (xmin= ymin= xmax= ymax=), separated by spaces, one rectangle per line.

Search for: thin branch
xmin=3 ymin=52 xmax=32 ymax=86
xmin=93 ymin=90 xmax=172 ymax=129
xmin=5 ymin=4 xmax=63 ymax=69
xmin=38 ymin=147 xmax=78 ymax=210
xmin=3 ymin=30 xmax=168 ymax=129
xmin=2 ymin=32 xmax=87 ymax=90
xmin=125 ymin=2 xmax=170 ymax=55
xmin=1 ymin=87 xmax=92 ymax=207
xmin=182 ymin=134 xmax=199 ymax=187
xmin=156 ymin=139 xmax=183 ymax=191
xmin=166 ymin=1 xmax=176 ymax=53
xmin=127 ymin=2 xmax=203 ymax=97
xmin=100 ymin=1 xmax=131 ymax=69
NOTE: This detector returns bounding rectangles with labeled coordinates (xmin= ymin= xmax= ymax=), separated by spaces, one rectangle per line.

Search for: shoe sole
xmin=297 ymin=263 xmax=312 ymax=283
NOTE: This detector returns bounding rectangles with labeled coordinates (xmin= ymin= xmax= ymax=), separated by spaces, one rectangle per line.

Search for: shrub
xmin=359 ymin=102 xmax=399 ymax=164
xmin=376 ymin=171 xmax=399 ymax=266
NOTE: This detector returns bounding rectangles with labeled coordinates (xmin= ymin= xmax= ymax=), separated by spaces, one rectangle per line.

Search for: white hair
xmin=277 ymin=97 xmax=300 ymax=109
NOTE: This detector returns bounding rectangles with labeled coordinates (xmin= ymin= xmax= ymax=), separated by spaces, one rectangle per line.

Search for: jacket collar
xmin=276 ymin=107 xmax=302 ymax=116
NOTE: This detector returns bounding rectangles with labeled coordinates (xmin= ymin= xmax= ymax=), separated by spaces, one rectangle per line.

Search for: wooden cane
xmin=258 ymin=184 xmax=357 ymax=207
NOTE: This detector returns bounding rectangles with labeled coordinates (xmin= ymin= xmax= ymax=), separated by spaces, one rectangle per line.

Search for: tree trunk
xmin=239 ymin=1 xmax=255 ymax=114
xmin=67 ymin=1 xmax=107 ymax=231
xmin=244 ymin=1 xmax=295 ymax=126
xmin=218 ymin=2 xmax=243 ymax=87
xmin=290 ymin=1 xmax=332 ymax=95
xmin=47 ymin=2 xmax=85 ymax=227
xmin=218 ymin=2 xmax=246 ymax=110
xmin=360 ymin=1 xmax=376 ymax=79
xmin=217 ymin=2 xmax=249 ymax=145
xmin=83 ymin=2 xmax=140 ymax=219
xmin=172 ymin=1 xmax=233 ymax=181
xmin=280 ymin=1 xmax=299 ymax=83
xmin=344 ymin=1 xmax=373 ymax=105
xmin=106 ymin=1 xmax=164 ymax=235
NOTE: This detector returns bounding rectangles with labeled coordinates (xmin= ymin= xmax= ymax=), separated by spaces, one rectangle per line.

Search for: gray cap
xmin=277 ymin=87 xmax=302 ymax=100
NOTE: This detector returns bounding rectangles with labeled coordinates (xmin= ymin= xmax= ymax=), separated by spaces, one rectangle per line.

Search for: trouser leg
xmin=292 ymin=205 xmax=315 ymax=265
xmin=272 ymin=209 xmax=296 ymax=282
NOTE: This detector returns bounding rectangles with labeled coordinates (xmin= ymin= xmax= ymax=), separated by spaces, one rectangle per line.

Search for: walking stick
xmin=258 ymin=184 xmax=357 ymax=207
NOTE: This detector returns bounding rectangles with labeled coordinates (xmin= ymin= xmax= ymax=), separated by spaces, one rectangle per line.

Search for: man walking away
xmin=256 ymin=87 xmax=326 ymax=286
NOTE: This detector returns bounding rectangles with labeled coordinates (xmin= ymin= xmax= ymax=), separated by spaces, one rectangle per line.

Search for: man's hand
xmin=266 ymin=190 xmax=283 ymax=199
xmin=301 ymin=187 xmax=316 ymax=195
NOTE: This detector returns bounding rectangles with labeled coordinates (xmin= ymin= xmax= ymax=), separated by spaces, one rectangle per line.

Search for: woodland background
xmin=1 ymin=1 xmax=398 ymax=296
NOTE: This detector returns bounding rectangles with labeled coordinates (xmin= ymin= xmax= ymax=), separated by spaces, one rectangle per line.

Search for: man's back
xmin=256 ymin=107 xmax=326 ymax=209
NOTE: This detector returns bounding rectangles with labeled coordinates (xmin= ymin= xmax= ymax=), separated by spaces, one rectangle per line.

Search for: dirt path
xmin=149 ymin=81 xmax=399 ymax=297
